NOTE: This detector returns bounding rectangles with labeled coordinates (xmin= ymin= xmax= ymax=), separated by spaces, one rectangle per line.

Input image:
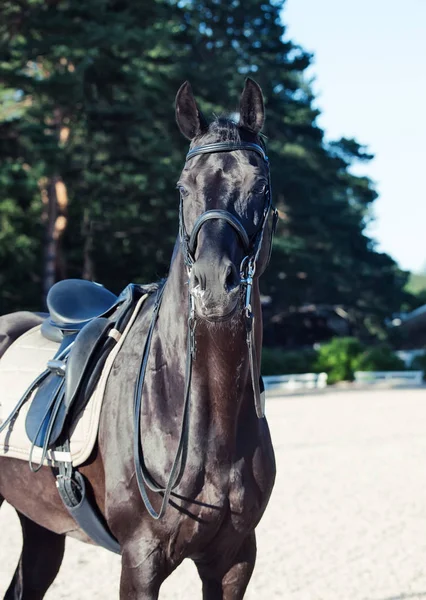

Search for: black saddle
xmin=24 ymin=280 xmax=145 ymax=462
xmin=0 ymin=279 xmax=154 ymax=555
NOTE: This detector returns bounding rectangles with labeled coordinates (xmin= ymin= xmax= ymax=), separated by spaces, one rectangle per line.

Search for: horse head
xmin=175 ymin=78 xmax=275 ymax=321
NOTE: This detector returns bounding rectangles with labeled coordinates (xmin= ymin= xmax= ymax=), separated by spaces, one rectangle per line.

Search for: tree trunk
xmin=42 ymin=177 xmax=58 ymax=307
xmin=82 ymin=209 xmax=95 ymax=281
xmin=42 ymin=176 xmax=69 ymax=307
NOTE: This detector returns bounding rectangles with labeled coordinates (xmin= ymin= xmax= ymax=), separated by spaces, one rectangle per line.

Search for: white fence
xmin=354 ymin=371 xmax=424 ymax=386
xmin=263 ymin=371 xmax=424 ymax=392
xmin=263 ymin=372 xmax=328 ymax=392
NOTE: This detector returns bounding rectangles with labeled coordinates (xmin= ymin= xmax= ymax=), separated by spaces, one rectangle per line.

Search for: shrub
xmin=314 ymin=337 xmax=365 ymax=384
xmin=261 ymin=347 xmax=318 ymax=376
xmin=353 ymin=345 xmax=406 ymax=372
xmin=262 ymin=338 xmax=410 ymax=384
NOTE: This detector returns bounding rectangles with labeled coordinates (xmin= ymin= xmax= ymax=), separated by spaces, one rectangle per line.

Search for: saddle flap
xmin=25 ymin=318 xmax=113 ymax=449
xmin=63 ymin=317 xmax=113 ymax=418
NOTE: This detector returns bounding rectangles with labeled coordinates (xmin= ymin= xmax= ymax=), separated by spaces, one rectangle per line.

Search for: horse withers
xmin=0 ymin=78 xmax=276 ymax=600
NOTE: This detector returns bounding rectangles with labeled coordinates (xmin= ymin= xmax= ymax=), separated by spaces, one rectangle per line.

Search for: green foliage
xmin=262 ymin=340 xmax=408 ymax=382
xmin=314 ymin=337 xmax=365 ymax=384
xmin=406 ymin=273 xmax=426 ymax=295
xmin=0 ymin=157 xmax=44 ymax=312
xmin=402 ymin=273 xmax=426 ymax=313
xmin=353 ymin=345 xmax=406 ymax=372
xmin=261 ymin=347 xmax=318 ymax=376
xmin=315 ymin=338 xmax=407 ymax=383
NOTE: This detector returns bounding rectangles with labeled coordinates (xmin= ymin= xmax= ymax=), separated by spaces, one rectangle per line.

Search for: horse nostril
xmin=192 ymin=265 xmax=206 ymax=290
xmin=225 ymin=264 xmax=239 ymax=292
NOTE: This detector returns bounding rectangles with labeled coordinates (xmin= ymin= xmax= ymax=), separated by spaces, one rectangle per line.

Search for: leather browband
xmin=186 ymin=142 xmax=268 ymax=163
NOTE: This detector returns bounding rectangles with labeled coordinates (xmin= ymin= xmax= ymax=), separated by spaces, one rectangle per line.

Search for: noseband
xmin=133 ymin=140 xmax=278 ymax=519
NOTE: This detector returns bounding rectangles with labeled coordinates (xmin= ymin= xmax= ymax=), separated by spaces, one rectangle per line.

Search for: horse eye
xmin=177 ymin=185 xmax=189 ymax=198
xmin=252 ymin=183 xmax=266 ymax=195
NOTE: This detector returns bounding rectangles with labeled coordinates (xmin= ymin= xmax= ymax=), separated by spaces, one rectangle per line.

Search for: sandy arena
xmin=1 ymin=387 xmax=426 ymax=599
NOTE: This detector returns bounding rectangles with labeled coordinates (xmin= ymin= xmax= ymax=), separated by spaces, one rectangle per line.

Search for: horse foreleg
xmin=119 ymin=540 xmax=170 ymax=600
xmin=197 ymin=532 xmax=257 ymax=600
xmin=4 ymin=511 xmax=65 ymax=600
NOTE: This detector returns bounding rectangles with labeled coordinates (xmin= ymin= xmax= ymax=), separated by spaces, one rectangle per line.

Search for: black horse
xmin=0 ymin=78 xmax=276 ymax=600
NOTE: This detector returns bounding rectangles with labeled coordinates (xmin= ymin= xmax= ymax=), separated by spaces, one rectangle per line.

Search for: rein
xmin=134 ymin=141 xmax=278 ymax=519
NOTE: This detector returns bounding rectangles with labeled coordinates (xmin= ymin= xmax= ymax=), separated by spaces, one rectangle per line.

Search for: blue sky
xmin=283 ymin=0 xmax=426 ymax=273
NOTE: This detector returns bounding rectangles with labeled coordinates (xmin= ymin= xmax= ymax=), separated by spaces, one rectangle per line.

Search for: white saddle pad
xmin=0 ymin=294 xmax=147 ymax=467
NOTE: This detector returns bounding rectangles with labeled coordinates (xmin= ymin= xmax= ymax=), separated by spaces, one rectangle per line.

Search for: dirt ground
xmin=2 ymin=387 xmax=426 ymax=599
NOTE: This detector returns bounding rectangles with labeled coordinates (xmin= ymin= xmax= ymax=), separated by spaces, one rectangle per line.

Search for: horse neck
xmin=156 ymin=242 xmax=261 ymax=457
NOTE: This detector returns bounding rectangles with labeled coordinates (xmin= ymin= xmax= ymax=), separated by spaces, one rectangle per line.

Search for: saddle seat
xmin=47 ymin=279 xmax=118 ymax=332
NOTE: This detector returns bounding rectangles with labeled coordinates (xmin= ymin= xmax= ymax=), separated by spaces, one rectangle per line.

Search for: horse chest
xmin=197 ymin=453 xmax=268 ymax=535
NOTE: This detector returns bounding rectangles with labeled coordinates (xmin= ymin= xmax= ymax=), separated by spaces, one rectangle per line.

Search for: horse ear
xmin=175 ymin=81 xmax=208 ymax=140
xmin=239 ymin=78 xmax=265 ymax=133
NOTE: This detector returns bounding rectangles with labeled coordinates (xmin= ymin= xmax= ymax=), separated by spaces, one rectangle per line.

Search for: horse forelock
xmin=185 ymin=117 xmax=264 ymax=178
xmin=193 ymin=116 xmax=262 ymax=147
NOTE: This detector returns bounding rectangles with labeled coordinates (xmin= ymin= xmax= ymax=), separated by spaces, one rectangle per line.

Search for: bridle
xmin=179 ymin=141 xmax=276 ymax=279
xmin=133 ymin=140 xmax=278 ymax=519
xmin=181 ymin=140 xmax=278 ymax=414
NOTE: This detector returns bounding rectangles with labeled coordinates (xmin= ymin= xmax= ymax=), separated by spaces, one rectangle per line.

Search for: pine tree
xmin=0 ymin=0 xmax=184 ymax=308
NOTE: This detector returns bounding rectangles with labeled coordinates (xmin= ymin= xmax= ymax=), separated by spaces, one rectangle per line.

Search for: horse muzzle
xmin=189 ymin=258 xmax=241 ymax=321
